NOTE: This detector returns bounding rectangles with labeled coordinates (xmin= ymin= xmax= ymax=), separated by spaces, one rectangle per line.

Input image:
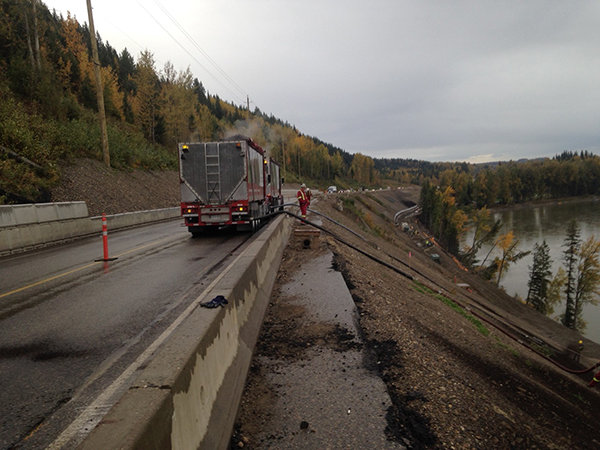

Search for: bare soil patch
xmin=50 ymin=158 xmax=179 ymax=216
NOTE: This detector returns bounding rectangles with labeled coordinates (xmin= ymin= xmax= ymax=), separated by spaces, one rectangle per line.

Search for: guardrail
xmin=78 ymin=214 xmax=292 ymax=449
xmin=393 ymin=204 xmax=419 ymax=224
xmin=0 ymin=202 xmax=179 ymax=256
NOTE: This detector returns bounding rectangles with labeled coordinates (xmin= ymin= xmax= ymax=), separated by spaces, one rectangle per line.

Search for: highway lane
xmin=0 ymin=220 xmax=253 ymax=449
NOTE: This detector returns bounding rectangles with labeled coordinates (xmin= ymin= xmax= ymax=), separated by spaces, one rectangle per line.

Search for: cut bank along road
xmin=0 ymin=220 xmax=252 ymax=449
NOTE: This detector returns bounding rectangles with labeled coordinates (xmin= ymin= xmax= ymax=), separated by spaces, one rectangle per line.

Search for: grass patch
xmin=493 ymin=336 xmax=519 ymax=357
xmin=344 ymin=196 xmax=385 ymax=237
xmin=529 ymin=342 xmax=553 ymax=358
xmin=364 ymin=192 xmax=383 ymax=205
xmin=412 ymin=281 xmax=489 ymax=336
xmin=339 ymin=197 xmax=372 ymax=234
xmin=340 ymin=197 xmax=367 ymax=232
xmin=572 ymin=393 xmax=591 ymax=405
xmin=341 ymin=196 xmax=361 ymax=217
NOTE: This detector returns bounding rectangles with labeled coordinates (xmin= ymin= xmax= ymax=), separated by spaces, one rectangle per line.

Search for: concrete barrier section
xmin=0 ymin=203 xmax=179 ymax=256
xmin=55 ymin=202 xmax=89 ymax=220
xmin=79 ymin=214 xmax=292 ymax=450
xmin=11 ymin=203 xmax=40 ymax=226
xmin=0 ymin=206 xmax=17 ymax=227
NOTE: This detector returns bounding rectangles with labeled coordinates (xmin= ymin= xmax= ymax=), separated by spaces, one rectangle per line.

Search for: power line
xmin=136 ymin=1 xmax=246 ymax=105
xmin=153 ymin=0 xmax=248 ymax=100
xmin=96 ymin=14 xmax=146 ymax=55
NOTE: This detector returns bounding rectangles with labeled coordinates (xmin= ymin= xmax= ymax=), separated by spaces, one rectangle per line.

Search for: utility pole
xmin=86 ymin=0 xmax=110 ymax=167
xmin=281 ymin=137 xmax=286 ymax=179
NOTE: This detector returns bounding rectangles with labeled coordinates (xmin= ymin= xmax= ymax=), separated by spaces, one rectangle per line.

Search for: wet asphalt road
xmin=0 ymin=220 xmax=251 ymax=449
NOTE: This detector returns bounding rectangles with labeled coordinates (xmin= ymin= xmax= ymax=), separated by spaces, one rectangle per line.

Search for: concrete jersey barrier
xmin=77 ymin=214 xmax=292 ymax=450
xmin=0 ymin=202 xmax=180 ymax=256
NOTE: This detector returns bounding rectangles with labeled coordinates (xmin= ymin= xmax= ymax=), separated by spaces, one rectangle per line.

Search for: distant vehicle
xmin=327 ymin=186 xmax=337 ymax=193
xmin=178 ymin=138 xmax=283 ymax=235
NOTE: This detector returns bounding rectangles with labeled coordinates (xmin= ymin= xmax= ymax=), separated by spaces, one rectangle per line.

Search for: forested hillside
xmin=0 ymin=0 xmax=373 ymax=203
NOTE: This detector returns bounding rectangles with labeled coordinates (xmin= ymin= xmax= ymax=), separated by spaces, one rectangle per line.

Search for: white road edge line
xmin=47 ymin=250 xmax=246 ymax=449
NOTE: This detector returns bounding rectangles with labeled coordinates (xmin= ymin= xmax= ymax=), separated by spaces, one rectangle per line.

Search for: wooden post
xmin=86 ymin=0 xmax=110 ymax=167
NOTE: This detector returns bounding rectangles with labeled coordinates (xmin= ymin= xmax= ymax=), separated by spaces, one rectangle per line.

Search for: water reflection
xmin=463 ymin=198 xmax=600 ymax=343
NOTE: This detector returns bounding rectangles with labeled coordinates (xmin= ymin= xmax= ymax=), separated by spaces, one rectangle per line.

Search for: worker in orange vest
xmin=297 ymin=183 xmax=308 ymax=222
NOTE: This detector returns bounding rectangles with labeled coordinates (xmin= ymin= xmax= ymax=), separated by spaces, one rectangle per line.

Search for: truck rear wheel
xmin=189 ymin=227 xmax=203 ymax=237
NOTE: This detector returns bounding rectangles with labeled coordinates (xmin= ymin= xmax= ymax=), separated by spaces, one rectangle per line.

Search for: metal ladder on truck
xmin=205 ymin=144 xmax=221 ymax=203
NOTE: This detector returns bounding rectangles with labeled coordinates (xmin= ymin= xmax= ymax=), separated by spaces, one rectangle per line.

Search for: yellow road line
xmin=0 ymin=262 xmax=100 ymax=299
xmin=0 ymin=237 xmax=175 ymax=300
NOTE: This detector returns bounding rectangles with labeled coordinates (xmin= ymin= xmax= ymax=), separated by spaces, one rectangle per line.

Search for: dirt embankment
xmin=236 ymin=188 xmax=600 ymax=450
xmin=50 ymin=158 xmax=180 ymax=216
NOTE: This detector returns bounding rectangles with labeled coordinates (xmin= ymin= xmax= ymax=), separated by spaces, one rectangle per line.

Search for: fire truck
xmin=178 ymin=138 xmax=284 ymax=235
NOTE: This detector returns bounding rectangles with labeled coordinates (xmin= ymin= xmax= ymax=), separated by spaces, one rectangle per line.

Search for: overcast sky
xmin=46 ymin=1 xmax=600 ymax=163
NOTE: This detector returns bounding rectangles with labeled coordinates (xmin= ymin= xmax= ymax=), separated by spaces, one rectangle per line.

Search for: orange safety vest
xmin=297 ymin=189 xmax=307 ymax=204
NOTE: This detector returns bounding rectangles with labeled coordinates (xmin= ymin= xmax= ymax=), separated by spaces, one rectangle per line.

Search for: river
xmin=462 ymin=197 xmax=600 ymax=343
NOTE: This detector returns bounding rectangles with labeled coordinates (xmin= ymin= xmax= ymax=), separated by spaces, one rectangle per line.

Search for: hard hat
xmin=300 ymin=183 xmax=306 ymax=188
xmin=579 ymin=340 xmax=583 ymax=344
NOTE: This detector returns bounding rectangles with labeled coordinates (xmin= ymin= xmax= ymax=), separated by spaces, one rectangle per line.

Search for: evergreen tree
xmin=117 ymin=48 xmax=136 ymax=93
xmin=526 ymin=241 xmax=553 ymax=314
xmin=193 ymin=78 xmax=208 ymax=105
xmin=212 ymin=95 xmax=224 ymax=120
xmin=562 ymin=220 xmax=581 ymax=328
